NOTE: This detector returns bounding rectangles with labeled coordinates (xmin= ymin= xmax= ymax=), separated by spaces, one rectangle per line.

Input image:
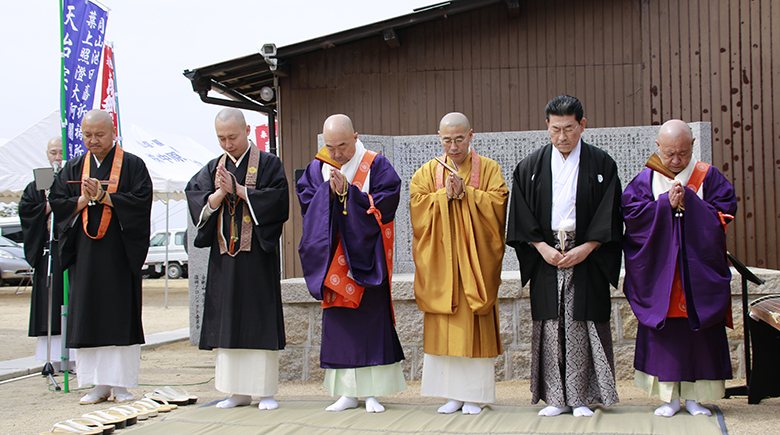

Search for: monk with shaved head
xmin=49 ymin=109 xmax=153 ymax=404
xmin=187 ymin=108 xmax=289 ymax=411
xmin=297 ymin=114 xmax=406 ymax=413
xmin=623 ymin=119 xmax=737 ymax=417
xmin=410 ymin=112 xmax=508 ymax=415
xmin=19 ymin=136 xmax=72 ymax=373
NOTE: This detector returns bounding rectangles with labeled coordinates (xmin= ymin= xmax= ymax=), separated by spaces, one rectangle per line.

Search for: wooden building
xmin=185 ymin=0 xmax=780 ymax=278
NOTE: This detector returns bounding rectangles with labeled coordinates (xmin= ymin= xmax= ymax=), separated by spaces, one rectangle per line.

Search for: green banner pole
xmin=58 ymin=0 xmax=70 ymax=394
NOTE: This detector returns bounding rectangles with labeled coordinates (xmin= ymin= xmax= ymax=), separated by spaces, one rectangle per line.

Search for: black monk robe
xmin=506 ymin=142 xmax=622 ymax=322
xmin=49 ymin=146 xmax=152 ymax=348
xmin=186 ymin=147 xmax=288 ymax=351
xmin=19 ymin=181 xmax=64 ymax=337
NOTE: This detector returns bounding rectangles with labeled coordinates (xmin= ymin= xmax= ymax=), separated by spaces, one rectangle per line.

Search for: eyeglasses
xmin=441 ymin=137 xmax=466 ymax=145
xmin=548 ymin=124 xmax=580 ymax=136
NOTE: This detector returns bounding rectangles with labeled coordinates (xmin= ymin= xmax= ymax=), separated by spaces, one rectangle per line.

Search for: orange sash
xmin=322 ymin=151 xmax=395 ymax=321
xmin=435 ymin=148 xmax=481 ymax=190
xmin=668 ymin=161 xmax=733 ymax=327
xmin=81 ymin=146 xmax=123 ymax=240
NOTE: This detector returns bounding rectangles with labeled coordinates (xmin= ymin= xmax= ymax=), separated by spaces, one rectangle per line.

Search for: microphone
xmin=52 ymin=161 xmax=61 ymax=174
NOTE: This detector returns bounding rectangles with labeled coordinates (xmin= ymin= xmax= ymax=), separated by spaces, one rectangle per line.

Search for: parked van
xmin=142 ymin=228 xmax=188 ymax=279
xmin=0 ymin=216 xmax=24 ymax=246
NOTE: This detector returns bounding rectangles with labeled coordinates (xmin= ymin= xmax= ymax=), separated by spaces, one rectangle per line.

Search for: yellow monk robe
xmin=410 ymin=151 xmax=508 ymax=358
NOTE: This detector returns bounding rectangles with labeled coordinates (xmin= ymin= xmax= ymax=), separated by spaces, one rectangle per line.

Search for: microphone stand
xmin=41 ymin=189 xmax=60 ymax=390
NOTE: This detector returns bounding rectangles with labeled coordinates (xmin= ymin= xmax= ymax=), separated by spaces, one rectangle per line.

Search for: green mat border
xmin=135 ymin=399 xmax=728 ymax=435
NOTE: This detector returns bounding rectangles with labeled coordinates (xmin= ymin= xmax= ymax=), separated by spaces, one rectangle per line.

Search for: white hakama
xmin=75 ymin=345 xmax=140 ymax=388
xmin=421 ymin=354 xmax=495 ymax=403
xmin=215 ymin=348 xmax=279 ymax=397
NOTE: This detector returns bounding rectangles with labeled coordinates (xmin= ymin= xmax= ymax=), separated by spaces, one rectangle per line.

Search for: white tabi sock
xmin=111 ymin=386 xmax=134 ymax=403
xmin=326 ymin=396 xmax=358 ymax=411
xmin=437 ymin=400 xmax=464 ymax=414
xmin=365 ymin=397 xmax=385 ymax=413
xmin=216 ymin=394 xmax=252 ymax=409
xmin=257 ymin=396 xmax=278 ymax=410
xmin=573 ymin=406 xmax=593 ymax=417
xmin=654 ymin=398 xmax=681 ymax=417
xmin=462 ymin=402 xmax=482 ymax=415
xmin=684 ymin=400 xmax=712 ymax=416
xmin=538 ymin=405 xmax=572 ymax=416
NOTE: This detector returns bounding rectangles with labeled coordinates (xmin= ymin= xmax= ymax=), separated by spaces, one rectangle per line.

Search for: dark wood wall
xmin=642 ymin=0 xmax=779 ymax=269
xmin=278 ymin=0 xmax=778 ymax=278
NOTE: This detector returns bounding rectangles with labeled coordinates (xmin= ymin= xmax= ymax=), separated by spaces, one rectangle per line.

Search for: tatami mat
xmin=126 ymin=400 xmax=727 ymax=435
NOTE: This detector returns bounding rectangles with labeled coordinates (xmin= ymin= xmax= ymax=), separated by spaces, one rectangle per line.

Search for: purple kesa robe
xmin=622 ymin=166 xmax=737 ymax=382
xmin=296 ymin=154 xmax=404 ymax=369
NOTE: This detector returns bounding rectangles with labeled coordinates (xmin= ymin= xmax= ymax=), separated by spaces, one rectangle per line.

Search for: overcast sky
xmin=0 ymin=0 xmax=430 ymax=149
xmin=0 ymin=0 xmax=429 ymax=229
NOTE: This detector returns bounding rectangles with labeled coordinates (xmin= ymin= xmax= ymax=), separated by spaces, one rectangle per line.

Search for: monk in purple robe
xmin=297 ymin=114 xmax=405 ymax=413
xmin=622 ymin=119 xmax=737 ymax=417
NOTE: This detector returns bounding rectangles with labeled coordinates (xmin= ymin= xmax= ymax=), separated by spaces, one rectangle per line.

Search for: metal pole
xmin=742 ymin=275 xmax=751 ymax=384
xmin=165 ymin=194 xmax=169 ymax=309
xmin=42 ymin=206 xmax=60 ymax=390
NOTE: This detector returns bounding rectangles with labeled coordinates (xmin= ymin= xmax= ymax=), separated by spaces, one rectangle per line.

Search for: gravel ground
xmin=1 ymin=278 xmax=778 ymax=435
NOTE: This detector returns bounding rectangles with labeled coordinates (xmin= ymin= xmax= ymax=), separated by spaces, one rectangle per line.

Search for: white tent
xmin=0 ymin=113 xmax=218 ymax=203
xmin=121 ymin=124 xmax=218 ymax=200
xmin=0 ymin=111 xmax=59 ymax=203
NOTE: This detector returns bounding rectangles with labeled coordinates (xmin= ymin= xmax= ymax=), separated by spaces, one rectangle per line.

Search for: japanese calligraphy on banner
xmin=100 ymin=43 xmax=119 ymax=134
xmin=61 ymin=0 xmax=109 ymax=160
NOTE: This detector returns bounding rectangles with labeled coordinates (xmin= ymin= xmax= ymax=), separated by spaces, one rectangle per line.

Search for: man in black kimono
xmin=186 ymin=108 xmax=288 ymax=411
xmin=49 ymin=110 xmax=152 ymax=404
xmin=506 ymin=95 xmax=622 ymax=417
xmin=19 ymin=136 xmax=74 ymax=371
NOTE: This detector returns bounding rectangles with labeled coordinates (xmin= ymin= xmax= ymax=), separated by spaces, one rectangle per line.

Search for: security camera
xmin=257 ymin=41 xmax=277 ymax=57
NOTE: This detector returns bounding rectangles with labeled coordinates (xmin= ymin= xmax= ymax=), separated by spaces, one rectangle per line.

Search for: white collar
xmin=550 ymin=139 xmax=581 ymax=231
xmin=321 ymin=139 xmax=371 ymax=192
xmin=92 ymin=145 xmax=116 ymax=168
xmin=651 ymin=156 xmax=704 ymax=200
xmin=227 ymin=142 xmax=252 ymax=167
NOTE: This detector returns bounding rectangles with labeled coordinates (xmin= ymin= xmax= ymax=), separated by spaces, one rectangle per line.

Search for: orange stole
xmin=81 ymin=146 xmax=124 ymax=240
xmin=667 ymin=161 xmax=733 ymax=327
xmin=322 ymin=151 xmax=395 ymax=320
xmin=434 ymin=148 xmax=481 ymax=190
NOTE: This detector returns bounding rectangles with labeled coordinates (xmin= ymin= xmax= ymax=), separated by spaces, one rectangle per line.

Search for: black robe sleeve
xmin=185 ymin=151 xmax=289 ymax=253
xmin=49 ymin=149 xmax=153 ymax=272
xmin=507 ymin=142 xmax=622 ymax=322
xmin=19 ymin=181 xmax=48 ymax=269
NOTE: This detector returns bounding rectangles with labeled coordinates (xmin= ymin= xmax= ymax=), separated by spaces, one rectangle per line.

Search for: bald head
xmin=656 ymin=119 xmax=695 ymax=174
xmin=47 ymin=137 xmax=63 ymax=167
xmin=215 ymin=108 xmax=251 ymax=159
xmin=215 ymin=108 xmax=247 ymax=128
xmin=81 ymin=110 xmax=116 ymax=161
xmin=82 ymin=109 xmax=114 ymax=130
xmin=439 ymin=112 xmax=471 ymax=131
xmin=323 ymin=114 xmax=355 ymax=136
xmin=323 ymin=114 xmax=358 ymax=165
xmin=438 ymin=112 xmax=473 ymax=167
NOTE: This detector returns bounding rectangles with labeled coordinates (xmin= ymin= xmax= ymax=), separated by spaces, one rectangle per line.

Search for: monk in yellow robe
xmin=410 ymin=112 xmax=508 ymax=415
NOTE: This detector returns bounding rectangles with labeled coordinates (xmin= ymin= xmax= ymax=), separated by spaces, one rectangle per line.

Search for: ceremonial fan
xmin=645 ymin=153 xmax=684 ymax=217
xmin=315 ymin=147 xmax=349 ymax=214
xmin=315 ymin=147 xmax=341 ymax=169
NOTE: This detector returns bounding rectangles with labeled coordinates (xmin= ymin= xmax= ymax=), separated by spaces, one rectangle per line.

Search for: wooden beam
xmin=506 ymin=0 xmax=520 ymax=18
xmin=383 ymin=28 xmax=401 ymax=48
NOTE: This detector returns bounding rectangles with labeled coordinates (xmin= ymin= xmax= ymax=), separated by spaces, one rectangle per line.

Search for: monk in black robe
xmin=49 ymin=110 xmax=152 ymax=404
xmin=186 ymin=108 xmax=288 ymax=411
xmin=19 ymin=137 xmax=73 ymax=370
xmin=507 ymin=95 xmax=622 ymax=417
